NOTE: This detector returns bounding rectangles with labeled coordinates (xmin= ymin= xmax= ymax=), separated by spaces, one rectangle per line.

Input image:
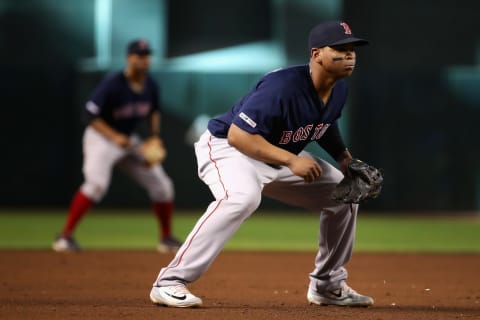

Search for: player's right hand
xmin=287 ymin=156 xmax=322 ymax=183
xmin=112 ymin=133 xmax=131 ymax=148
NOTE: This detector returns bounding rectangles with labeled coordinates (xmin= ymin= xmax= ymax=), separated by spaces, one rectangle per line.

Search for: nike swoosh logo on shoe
xmin=330 ymin=290 xmax=342 ymax=298
xmin=164 ymin=292 xmax=187 ymax=300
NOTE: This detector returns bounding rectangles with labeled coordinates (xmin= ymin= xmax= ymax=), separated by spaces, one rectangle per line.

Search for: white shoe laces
xmin=171 ymin=285 xmax=190 ymax=296
xmin=342 ymin=284 xmax=358 ymax=295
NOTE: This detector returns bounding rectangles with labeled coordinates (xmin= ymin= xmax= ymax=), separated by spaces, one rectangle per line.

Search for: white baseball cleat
xmin=157 ymin=236 xmax=182 ymax=253
xmin=150 ymin=284 xmax=203 ymax=308
xmin=307 ymin=284 xmax=374 ymax=307
xmin=52 ymin=235 xmax=81 ymax=252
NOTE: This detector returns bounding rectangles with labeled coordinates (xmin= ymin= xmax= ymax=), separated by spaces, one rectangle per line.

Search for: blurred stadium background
xmin=1 ymin=0 xmax=479 ymax=213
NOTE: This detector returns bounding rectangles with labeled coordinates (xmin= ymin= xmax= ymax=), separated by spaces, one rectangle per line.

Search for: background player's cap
xmin=127 ymin=39 xmax=152 ymax=55
xmin=308 ymin=21 xmax=368 ymax=49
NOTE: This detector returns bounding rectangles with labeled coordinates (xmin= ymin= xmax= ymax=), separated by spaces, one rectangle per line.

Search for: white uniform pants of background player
xmin=155 ymin=130 xmax=357 ymax=292
xmin=80 ymin=126 xmax=173 ymax=203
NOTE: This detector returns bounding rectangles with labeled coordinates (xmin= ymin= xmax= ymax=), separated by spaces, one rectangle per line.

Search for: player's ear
xmin=310 ymin=48 xmax=323 ymax=63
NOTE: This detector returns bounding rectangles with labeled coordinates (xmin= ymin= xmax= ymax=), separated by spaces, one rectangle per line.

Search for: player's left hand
xmin=331 ymin=159 xmax=383 ymax=203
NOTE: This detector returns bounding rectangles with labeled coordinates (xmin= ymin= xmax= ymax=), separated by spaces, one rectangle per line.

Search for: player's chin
xmin=341 ymin=68 xmax=354 ymax=77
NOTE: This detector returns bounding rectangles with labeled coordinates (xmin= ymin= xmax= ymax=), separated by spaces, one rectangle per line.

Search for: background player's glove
xmin=331 ymin=159 xmax=383 ymax=204
xmin=138 ymin=136 xmax=167 ymax=167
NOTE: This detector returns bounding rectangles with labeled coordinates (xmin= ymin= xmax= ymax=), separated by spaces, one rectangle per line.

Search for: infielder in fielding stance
xmin=150 ymin=21 xmax=373 ymax=307
xmin=53 ymin=39 xmax=181 ymax=253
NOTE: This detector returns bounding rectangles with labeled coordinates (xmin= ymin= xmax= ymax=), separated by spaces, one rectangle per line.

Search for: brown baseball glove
xmin=138 ymin=136 xmax=167 ymax=166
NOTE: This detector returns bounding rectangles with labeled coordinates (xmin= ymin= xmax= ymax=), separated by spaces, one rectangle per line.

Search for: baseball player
xmin=150 ymin=21 xmax=374 ymax=307
xmin=52 ymin=39 xmax=182 ymax=253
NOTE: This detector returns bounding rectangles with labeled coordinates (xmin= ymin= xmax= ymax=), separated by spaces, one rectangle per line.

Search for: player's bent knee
xmin=331 ymin=167 xmax=345 ymax=184
xmin=227 ymin=191 xmax=262 ymax=217
xmin=148 ymin=178 xmax=174 ymax=202
xmin=80 ymin=181 xmax=108 ymax=202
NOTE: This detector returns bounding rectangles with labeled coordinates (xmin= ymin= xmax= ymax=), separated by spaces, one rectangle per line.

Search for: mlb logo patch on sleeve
xmin=86 ymin=101 xmax=100 ymax=114
xmin=239 ymin=112 xmax=257 ymax=128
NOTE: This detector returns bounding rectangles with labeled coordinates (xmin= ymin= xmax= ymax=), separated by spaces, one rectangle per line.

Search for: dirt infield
xmin=1 ymin=251 xmax=479 ymax=320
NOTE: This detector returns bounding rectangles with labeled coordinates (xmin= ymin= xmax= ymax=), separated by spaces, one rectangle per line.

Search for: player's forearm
xmin=90 ymin=118 xmax=130 ymax=147
xmin=150 ymin=111 xmax=161 ymax=136
xmin=336 ymin=149 xmax=352 ymax=163
xmin=227 ymin=124 xmax=295 ymax=166
xmin=90 ymin=118 xmax=119 ymax=140
xmin=336 ymin=149 xmax=353 ymax=174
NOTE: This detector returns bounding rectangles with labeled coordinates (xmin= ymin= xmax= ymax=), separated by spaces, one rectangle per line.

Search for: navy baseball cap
xmin=127 ymin=39 xmax=152 ymax=55
xmin=308 ymin=21 xmax=368 ymax=49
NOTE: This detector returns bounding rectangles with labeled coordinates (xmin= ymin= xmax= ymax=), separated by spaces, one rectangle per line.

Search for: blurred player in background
xmin=149 ymin=21 xmax=374 ymax=308
xmin=53 ymin=39 xmax=181 ymax=253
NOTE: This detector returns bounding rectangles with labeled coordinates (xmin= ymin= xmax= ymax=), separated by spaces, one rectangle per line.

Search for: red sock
xmin=61 ymin=191 xmax=93 ymax=237
xmin=152 ymin=202 xmax=173 ymax=240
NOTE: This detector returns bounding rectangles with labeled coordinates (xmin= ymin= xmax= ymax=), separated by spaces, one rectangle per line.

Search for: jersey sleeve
xmin=149 ymin=77 xmax=161 ymax=114
xmin=316 ymin=121 xmax=347 ymax=160
xmin=231 ymin=78 xmax=284 ymax=137
xmin=316 ymin=80 xmax=349 ymax=159
xmin=84 ymin=73 xmax=115 ymax=122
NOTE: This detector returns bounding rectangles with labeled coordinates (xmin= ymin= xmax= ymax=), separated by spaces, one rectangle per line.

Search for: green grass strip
xmin=0 ymin=209 xmax=478 ymax=252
